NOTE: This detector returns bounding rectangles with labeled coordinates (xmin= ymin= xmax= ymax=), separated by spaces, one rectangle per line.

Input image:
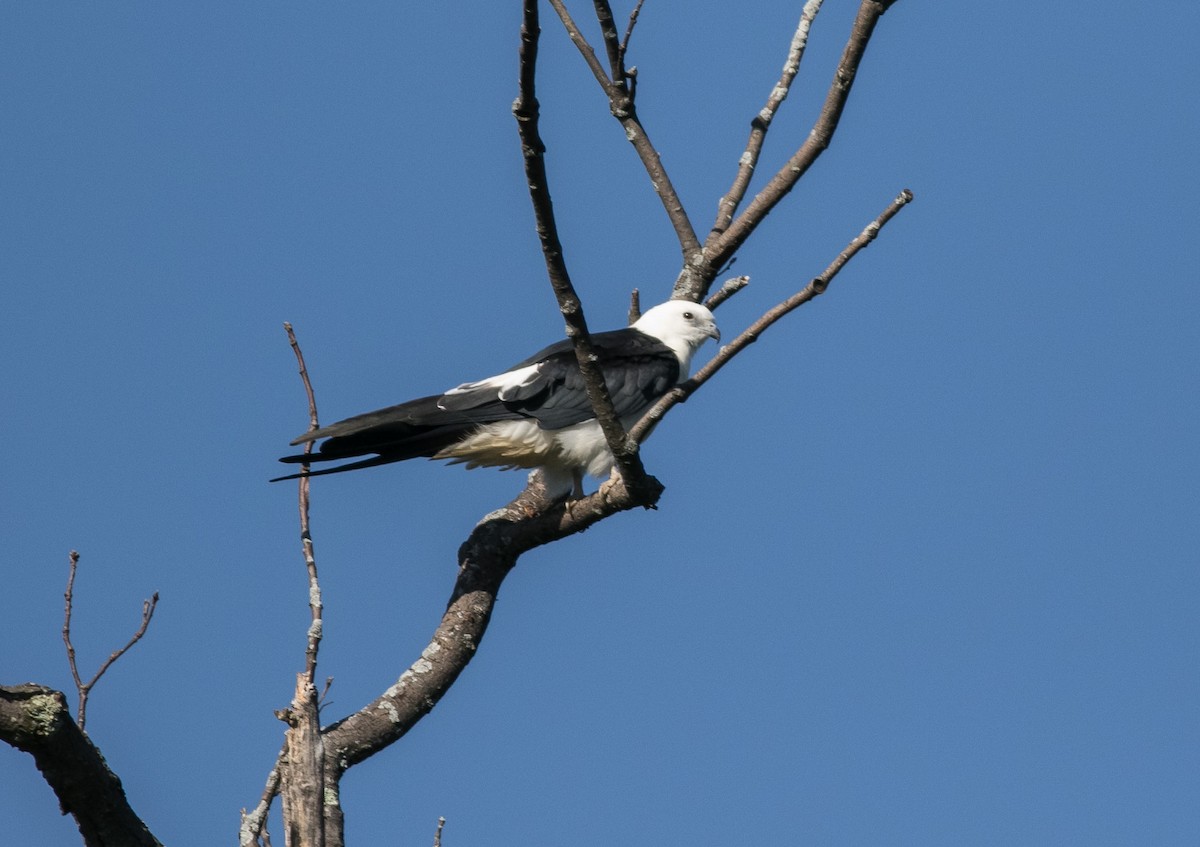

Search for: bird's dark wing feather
xmin=274 ymin=327 xmax=678 ymax=479
xmin=438 ymin=327 xmax=680 ymax=430
xmin=279 ymin=394 xmax=525 ymax=464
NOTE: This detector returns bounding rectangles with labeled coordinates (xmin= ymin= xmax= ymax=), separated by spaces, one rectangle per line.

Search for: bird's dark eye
xmin=682 ymin=311 xmax=694 ymax=320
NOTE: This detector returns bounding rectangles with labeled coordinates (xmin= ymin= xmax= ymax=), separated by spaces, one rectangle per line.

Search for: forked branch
xmin=539 ymin=0 xmax=900 ymax=304
xmin=61 ymin=550 xmax=158 ymax=732
xmin=630 ymin=189 xmax=913 ymax=444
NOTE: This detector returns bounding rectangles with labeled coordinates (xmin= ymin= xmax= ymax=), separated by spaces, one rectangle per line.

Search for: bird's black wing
xmin=273 ymin=327 xmax=679 ymax=480
xmin=487 ymin=327 xmax=680 ymax=430
xmin=277 ymin=392 xmax=526 ymax=468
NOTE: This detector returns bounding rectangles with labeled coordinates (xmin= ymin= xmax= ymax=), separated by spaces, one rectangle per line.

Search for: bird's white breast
xmin=433 ymin=418 xmax=610 ymax=475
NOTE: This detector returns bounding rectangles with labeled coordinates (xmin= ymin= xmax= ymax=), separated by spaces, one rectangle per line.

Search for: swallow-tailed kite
xmin=274 ymin=301 xmax=720 ymax=497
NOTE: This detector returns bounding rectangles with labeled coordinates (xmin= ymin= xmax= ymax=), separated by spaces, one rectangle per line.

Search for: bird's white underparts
xmin=274 ymin=300 xmax=720 ymax=498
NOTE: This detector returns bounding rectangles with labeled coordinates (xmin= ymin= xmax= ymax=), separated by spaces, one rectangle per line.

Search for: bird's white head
xmin=632 ymin=300 xmax=721 ymax=375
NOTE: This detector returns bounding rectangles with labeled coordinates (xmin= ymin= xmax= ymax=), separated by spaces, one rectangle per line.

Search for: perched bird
xmin=274 ymin=300 xmax=720 ymax=497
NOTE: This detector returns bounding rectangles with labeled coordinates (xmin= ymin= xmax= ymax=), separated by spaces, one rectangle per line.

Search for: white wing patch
xmin=438 ymin=363 xmax=544 ymax=409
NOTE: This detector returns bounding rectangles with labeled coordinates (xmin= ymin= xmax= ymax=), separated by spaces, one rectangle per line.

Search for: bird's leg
xmin=571 ymin=469 xmax=585 ymax=500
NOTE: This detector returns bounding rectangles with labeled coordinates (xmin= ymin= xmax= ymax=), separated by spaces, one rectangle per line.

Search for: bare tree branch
xmin=320 ymin=468 xmax=659 ymax=774
xmin=704 ymin=275 xmax=751 ymax=312
xmin=546 ymin=0 xmax=610 ymax=86
xmin=284 ymin=322 xmax=324 ymax=685
xmin=61 ymin=550 xmax=158 ymax=732
xmin=711 ymin=0 xmax=824 ymax=238
xmin=546 ymin=0 xmax=702 ymax=261
xmin=240 ymin=755 xmax=282 ymax=847
xmin=280 ymin=322 xmax=333 ymax=847
xmin=631 ymin=189 xmax=913 ymax=444
xmin=591 ymin=0 xmax=625 ymax=84
xmin=692 ymin=0 xmax=900 ymax=297
xmin=513 ymin=0 xmax=660 ymax=502
xmin=0 ymin=684 xmax=162 ymax=847
xmin=619 ymin=0 xmax=647 ymax=63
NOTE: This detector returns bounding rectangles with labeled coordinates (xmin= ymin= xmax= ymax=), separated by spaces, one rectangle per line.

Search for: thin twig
xmin=285 ymin=322 xmax=320 ymax=437
xmin=61 ymin=550 xmax=158 ymax=732
xmin=433 ymin=817 xmax=446 ymax=847
xmin=62 ymin=552 xmax=84 ymax=698
xmin=284 ymin=322 xmax=323 ymax=685
xmin=546 ymin=0 xmax=701 ymax=260
xmin=704 ymin=275 xmax=751 ymax=312
xmin=513 ymin=0 xmax=656 ymax=501
xmin=631 ymin=189 xmax=913 ymax=444
xmin=619 ymin=0 xmax=647 ymax=61
xmin=710 ymin=0 xmax=824 ymax=238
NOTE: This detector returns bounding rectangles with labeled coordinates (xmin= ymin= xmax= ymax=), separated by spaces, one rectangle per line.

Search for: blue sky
xmin=3 ymin=2 xmax=1198 ymax=844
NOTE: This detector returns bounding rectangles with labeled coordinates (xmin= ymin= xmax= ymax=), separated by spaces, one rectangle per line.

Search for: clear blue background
xmin=3 ymin=2 xmax=1197 ymax=844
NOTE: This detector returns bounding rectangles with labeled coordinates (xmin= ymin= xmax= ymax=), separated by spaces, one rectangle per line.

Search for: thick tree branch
xmin=546 ymin=0 xmax=702 ymax=261
xmin=631 ymin=189 xmax=913 ymax=444
xmin=320 ymin=470 xmax=657 ymax=774
xmin=0 ymin=684 xmax=162 ymax=847
xmin=513 ymin=0 xmax=659 ymax=502
xmin=280 ymin=675 xmax=325 ymax=847
xmin=695 ymin=0 xmax=900 ymax=292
